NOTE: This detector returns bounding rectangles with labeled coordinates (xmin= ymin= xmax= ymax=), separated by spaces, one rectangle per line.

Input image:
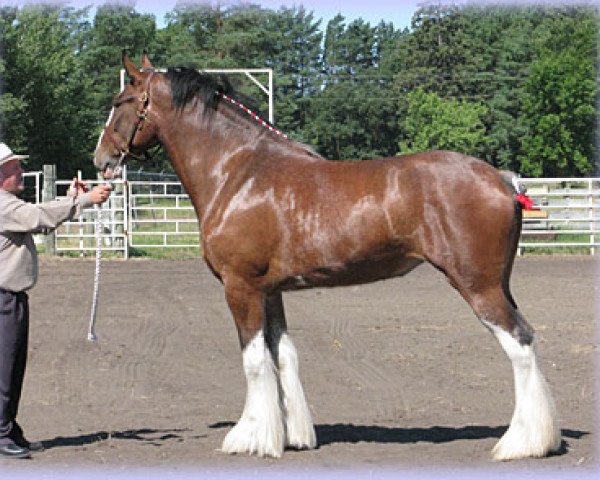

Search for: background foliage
xmin=0 ymin=2 xmax=597 ymax=178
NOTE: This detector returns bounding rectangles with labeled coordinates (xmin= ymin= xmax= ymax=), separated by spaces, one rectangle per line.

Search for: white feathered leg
xmin=490 ymin=325 xmax=561 ymax=460
xmin=221 ymin=330 xmax=284 ymax=457
xmin=277 ymin=333 xmax=317 ymax=449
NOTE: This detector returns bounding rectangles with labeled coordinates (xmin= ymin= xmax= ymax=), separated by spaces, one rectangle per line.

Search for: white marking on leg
xmin=278 ymin=333 xmax=317 ymax=449
xmin=484 ymin=321 xmax=561 ymax=460
xmin=221 ymin=330 xmax=284 ymax=457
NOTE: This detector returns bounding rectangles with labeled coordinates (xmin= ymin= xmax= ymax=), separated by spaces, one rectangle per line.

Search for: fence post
xmin=42 ymin=164 xmax=56 ymax=255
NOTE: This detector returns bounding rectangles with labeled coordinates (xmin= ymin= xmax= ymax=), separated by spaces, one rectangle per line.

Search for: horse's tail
xmin=499 ymin=170 xmax=526 ymax=196
xmin=498 ymin=170 xmax=523 ymax=309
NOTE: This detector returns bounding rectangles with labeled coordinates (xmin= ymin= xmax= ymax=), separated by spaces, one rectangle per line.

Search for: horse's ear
xmin=141 ymin=50 xmax=154 ymax=70
xmin=122 ymin=50 xmax=142 ymax=84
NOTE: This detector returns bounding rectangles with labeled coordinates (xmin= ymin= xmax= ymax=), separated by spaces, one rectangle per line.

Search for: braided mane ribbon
xmin=219 ymin=93 xmax=288 ymax=139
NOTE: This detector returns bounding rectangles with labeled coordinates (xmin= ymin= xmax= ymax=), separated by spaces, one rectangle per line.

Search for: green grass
xmin=519 ymin=232 xmax=596 ymax=254
xmin=130 ymin=234 xmax=199 ymax=246
xmin=132 ymin=207 xmax=197 ymax=221
xmin=128 ymin=246 xmax=201 ymax=260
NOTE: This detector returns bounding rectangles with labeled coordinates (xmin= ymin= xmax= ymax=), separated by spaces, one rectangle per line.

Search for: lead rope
xmin=88 ymin=202 xmax=102 ymax=342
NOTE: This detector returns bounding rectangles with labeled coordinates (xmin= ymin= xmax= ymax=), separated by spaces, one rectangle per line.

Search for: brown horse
xmin=93 ymin=53 xmax=561 ymax=460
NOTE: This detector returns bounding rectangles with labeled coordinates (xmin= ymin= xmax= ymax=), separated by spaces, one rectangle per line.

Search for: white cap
xmin=0 ymin=143 xmax=29 ymax=166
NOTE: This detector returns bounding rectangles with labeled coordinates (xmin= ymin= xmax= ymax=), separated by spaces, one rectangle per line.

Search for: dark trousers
xmin=0 ymin=288 xmax=29 ymax=446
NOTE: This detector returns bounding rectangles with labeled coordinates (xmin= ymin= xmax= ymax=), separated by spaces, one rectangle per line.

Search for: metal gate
xmin=53 ymin=177 xmax=128 ymax=258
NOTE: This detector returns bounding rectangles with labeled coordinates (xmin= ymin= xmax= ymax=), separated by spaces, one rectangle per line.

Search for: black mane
xmin=163 ymin=66 xmax=322 ymax=155
xmin=165 ymin=67 xmax=262 ymax=119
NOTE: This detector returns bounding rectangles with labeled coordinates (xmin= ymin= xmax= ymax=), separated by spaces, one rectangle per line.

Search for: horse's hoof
xmin=285 ymin=426 xmax=317 ymax=450
xmin=492 ymin=427 xmax=561 ymax=461
xmin=221 ymin=420 xmax=284 ymax=458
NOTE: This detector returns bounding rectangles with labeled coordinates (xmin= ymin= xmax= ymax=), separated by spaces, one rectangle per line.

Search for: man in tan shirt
xmin=0 ymin=143 xmax=111 ymax=458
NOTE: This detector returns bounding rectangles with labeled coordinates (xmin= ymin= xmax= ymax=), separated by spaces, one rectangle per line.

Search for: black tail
xmin=500 ymin=171 xmax=523 ymax=310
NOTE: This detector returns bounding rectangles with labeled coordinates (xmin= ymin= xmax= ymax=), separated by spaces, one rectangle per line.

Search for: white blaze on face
xmin=96 ymin=106 xmax=116 ymax=153
xmin=94 ymin=106 xmax=123 ymax=180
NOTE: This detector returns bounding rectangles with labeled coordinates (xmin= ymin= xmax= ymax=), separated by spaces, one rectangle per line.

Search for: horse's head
xmin=94 ymin=52 xmax=160 ymax=179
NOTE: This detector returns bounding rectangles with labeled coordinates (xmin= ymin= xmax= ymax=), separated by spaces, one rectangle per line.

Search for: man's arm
xmin=0 ymin=184 xmax=111 ymax=234
xmin=0 ymin=193 xmax=93 ymax=234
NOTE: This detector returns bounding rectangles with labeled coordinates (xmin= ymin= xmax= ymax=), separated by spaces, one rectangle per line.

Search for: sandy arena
xmin=2 ymin=256 xmax=597 ymax=474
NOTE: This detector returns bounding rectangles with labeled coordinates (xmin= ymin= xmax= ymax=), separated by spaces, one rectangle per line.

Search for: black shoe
xmin=27 ymin=440 xmax=44 ymax=452
xmin=10 ymin=432 xmax=44 ymax=452
xmin=0 ymin=442 xmax=31 ymax=459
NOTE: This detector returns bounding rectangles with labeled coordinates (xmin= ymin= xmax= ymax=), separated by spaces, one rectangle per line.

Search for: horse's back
xmin=275 ymin=149 xmax=514 ymax=232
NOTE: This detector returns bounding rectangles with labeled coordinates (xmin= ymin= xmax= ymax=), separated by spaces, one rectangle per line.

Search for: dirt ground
xmin=2 ymin=255 xmax=597 ymax=476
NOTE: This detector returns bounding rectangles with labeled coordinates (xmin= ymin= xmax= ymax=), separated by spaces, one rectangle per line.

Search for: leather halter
xmin=103 ymin=70 xmax=155 ymax=165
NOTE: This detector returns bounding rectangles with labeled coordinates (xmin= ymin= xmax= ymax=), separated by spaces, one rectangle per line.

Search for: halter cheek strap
xmin=104 ymin=71 xmax=155 ymax=163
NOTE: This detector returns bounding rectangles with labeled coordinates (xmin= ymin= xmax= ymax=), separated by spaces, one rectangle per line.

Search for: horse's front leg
xmin=264 ymin=293 xmax=317 ymax=450
xmin=220 ymin=275 xmax=284 ymax=458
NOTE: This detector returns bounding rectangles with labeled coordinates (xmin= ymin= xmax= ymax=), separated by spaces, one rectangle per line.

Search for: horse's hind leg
xmin=220 ymin=276 xmax=284 ymax=458
xmin=264 ymin=293 xmax=317 ymax=450
xmin=462 ymin=286 xmax=561 ymax=460
xmin=422 ymin=185 xmax=560 ymax=459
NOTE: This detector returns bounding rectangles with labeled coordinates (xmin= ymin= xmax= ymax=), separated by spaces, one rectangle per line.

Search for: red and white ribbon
xmin=220 ymin=93 xmax=288 ymax=139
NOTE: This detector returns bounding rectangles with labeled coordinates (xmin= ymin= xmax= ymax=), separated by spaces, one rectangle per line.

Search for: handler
xmin=0 ymin=142 xmax=111 ymax=459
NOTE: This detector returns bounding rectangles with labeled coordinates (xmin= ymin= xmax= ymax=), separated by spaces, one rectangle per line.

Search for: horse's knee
xmin=223 ymin=275 xmax=266 ymax=348
xmin=243 ymin=330 xmax=271 ymax=378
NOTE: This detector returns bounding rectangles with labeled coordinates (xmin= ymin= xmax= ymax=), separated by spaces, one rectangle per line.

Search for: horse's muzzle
xmin=94 ymin=148 xmax=124 ymax=180
xmin=101 ymin=164 xmax=123 ymax=180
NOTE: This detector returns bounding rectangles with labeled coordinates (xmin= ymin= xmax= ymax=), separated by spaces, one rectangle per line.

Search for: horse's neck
xmin=159 ymin=120 xmax=258 ymax=221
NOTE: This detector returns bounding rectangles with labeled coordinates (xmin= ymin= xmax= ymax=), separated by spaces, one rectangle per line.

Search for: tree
xmin=398 ymin=88 xmax=488 ymax=154
xmin=518 ymin=8 xmax=598 ymax=177
xmin=455 ymin=6 xmax=539 ymax=169
xmin=266 ymin=6 xmax=322 ymax=134
xmin=392 ymin=3 xmax=471 ymax=98
xmin=0 ymin=5 xmax=97 ymax=176
xmin=1 ymin=3 xmax=597 ymax=177
xmin=81 ymin=5 xmax=156 ymax=109
xmin=519 ymin=54 xmax=596 ymax=177
xmin=303 ymin=16 xmax=400 ymax=160
xmin=78 ymin=4 xmax=158 ymax=173
xmin=0 ymin=7 xmax=29 ymax=152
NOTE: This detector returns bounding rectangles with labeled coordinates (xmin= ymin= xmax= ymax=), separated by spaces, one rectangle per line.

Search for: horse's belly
xmin=281 ymin=254 xmax=424 ymax=290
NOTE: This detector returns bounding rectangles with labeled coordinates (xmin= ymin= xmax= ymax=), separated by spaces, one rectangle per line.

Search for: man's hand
xmin=89 ymin=184 xmax=112 ymax=205
xmin=67 ymin=178 xmax=89 ymax=197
